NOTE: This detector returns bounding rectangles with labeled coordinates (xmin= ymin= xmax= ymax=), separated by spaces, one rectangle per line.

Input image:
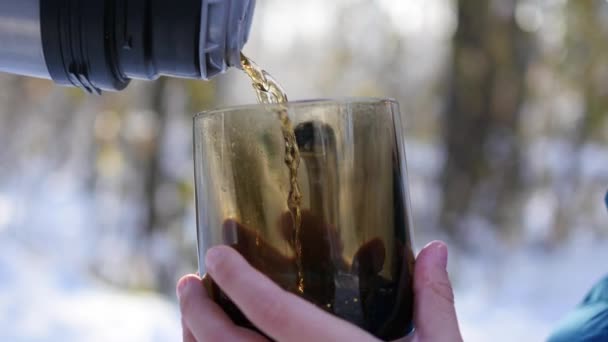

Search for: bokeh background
xmin=1 ymin=0 xmax=607 ymax=341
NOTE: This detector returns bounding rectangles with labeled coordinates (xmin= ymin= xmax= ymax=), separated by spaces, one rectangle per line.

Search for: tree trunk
xmin=553 ymin=0 xmax=608 ymax=242
xmin=143 ymin=78 xmax=169 ymax=235
xmin=441 ymin=0 xmax=532 ymax=243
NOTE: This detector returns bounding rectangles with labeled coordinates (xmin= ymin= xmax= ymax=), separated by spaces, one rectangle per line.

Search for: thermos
xmin=0 ymin=0 xmax=255 ymax=93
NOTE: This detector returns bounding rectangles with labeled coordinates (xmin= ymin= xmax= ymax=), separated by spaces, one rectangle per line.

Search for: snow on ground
xmin=0 ymin=239 xmax=181 ymax=342
xmin=0 ymin=180 xmax=182 ymax=342
xmin=451 ymin=233 xmax=608 ymax=342
xmin=2 ymin=227 xmax=606 ymax=342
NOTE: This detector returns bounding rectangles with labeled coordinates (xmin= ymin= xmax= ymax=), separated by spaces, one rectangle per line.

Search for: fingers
xmin=177 ymin=274 xmax=267 ymax=342
xmin=412 ymin=241 xmax=463 ymax=342
xmin=181 ymin=318 xmax=196 ymax=342
xmin=205 ymin=246 xmax=378 ymax=342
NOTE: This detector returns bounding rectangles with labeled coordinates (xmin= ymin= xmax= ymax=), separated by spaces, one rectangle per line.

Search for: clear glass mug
xmin=194 ymin=98 xmax=415 ymax=340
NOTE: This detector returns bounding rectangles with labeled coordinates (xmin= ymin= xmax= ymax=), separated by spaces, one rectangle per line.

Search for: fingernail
xmin=205 ymin=246 xmax=225 ymax=273
xmin=424 ymin=241 xmax=448 ymax=269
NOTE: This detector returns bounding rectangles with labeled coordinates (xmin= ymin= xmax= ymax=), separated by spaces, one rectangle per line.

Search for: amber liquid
xmin=240 ymin=53 xmax=305 ymax=293
xmin=201 ymin=55 xmax=415 ymax=340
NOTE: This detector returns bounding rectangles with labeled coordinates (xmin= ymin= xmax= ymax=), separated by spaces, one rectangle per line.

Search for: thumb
xmin=412 ymin=241 xmax=462 ymax=342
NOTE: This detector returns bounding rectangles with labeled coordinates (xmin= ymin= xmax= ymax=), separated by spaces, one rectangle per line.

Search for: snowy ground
xmin=0 ymin=239 xmax=181 ymax=342
xmin=2 ymin=230 xmax=606 ymax=342
xmin=453 ymin=235 xmax=608 ymax=341
xmin=0 ymin=181 xmax=181 ymax=342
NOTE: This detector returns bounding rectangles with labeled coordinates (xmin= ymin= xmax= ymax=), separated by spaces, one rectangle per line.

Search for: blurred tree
xmin=565 ymin=0 xmax=608 ymax=144
xmin=441 ymin=0 xmax=532 ymax=243
xmin=139 ymin=78 xmax=216 ymax=294
xmin=551 ymin=0 xmax=608 ymax=241
xmin=87 ymin=77 xmax=215 ymax=294
xmin=143 ymin=78 xmax=168 ymax=236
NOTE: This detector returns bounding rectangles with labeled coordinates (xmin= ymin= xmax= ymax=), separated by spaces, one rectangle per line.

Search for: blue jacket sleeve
xmin=547 ymin=276 xmax=608 ymax=342
xmin=546 ymin=192 xmax=608 ymax=341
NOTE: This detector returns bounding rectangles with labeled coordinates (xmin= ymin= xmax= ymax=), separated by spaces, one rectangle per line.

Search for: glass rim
xmin=194 ymin=97 xmax=398 ymax=120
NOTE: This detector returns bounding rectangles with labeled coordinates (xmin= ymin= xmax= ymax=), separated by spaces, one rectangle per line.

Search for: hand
xmin=177 ymin=241 xmax=463 ymax=342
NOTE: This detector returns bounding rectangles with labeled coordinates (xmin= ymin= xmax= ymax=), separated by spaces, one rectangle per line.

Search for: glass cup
xmin=194 ymin=98 xmax=416 ymax=340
